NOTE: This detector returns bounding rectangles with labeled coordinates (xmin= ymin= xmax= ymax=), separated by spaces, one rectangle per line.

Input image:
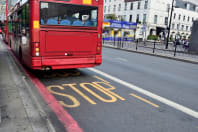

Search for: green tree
xmin=106 ymin=14 xmax=117 ymax=20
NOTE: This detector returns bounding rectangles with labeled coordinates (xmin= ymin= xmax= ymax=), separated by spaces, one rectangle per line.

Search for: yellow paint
xmin=112 ymin=30 xmax=114 ymax=37
xmin=93 ymin=82 xmax=125 ymax=101
xmin=118 ymin=31 xmax=121 ymax=37
xmin=80 ymin=83 xmax=117 ymax=103
xmin=48 ymin=85 xmax=80 ymax=108
xmin=130 ymin=93 xmax=159 ymax=108
xmin=83 ymin=0 xmax=92 ymax=5
xmin=33 ymin=20 xmax=39 ymax=29
xmin=93 ymin=76 xmax=109 ymax=84
xmin=62 ymin=83 xmax=96 ymax=105
xmin=93 ymin=76 xmax=125 ymax=101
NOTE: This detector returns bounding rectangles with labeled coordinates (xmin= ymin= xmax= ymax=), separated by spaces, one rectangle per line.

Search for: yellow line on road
xmin=93 ymin=76 xmax=109 ymax=83
xmin=130 ymin=93 xmax=159 ymax=108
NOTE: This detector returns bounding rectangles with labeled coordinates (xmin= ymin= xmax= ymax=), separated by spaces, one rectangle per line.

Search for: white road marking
xmin=115 ymin=57 xmax=128 ymax=62
xmin=88 ymin=68 xmax=198 ymax=119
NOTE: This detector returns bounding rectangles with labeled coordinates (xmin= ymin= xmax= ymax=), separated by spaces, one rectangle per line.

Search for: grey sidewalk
xmin=103 ymin=41 xmax=198 ymax=64
xmin=0 ymin=39 xmax=50 ymax=132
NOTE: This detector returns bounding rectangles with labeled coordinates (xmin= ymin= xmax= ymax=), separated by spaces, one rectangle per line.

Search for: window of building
xmin=144 ymin=0 xmax=148 ymax=9
xmin=118 ymin=4 xmax=121 ymax=11
xmin=193 ymin=5 xmax=196 ymax=11
xmin=137 ymin=2 xmax=141 ymax=9
xmin=186 ymin=26 xmax=188 ymax=31
xmin=167 ymin=4 xmax=170 ymax=12
xmin=165 ymin=17 xmax=168 ymax=25
xmin=108 ymin=5 xmax=111 ymax=12
xmin=188 ymin=16 xmax=190 ymax=22
xmin=136 ymin=14 xmax=140 ymax=23
xmin=104 ymin=6 xmax=106 ymax=13
xmin=172 ymin=24 xmax=175 ymax=29
xmin=185 ymin=3 xmax=187 ymax=9
xmin=113 ymin=5 xmax=116 ymax=12
xmin=183 ymin=16 xmax=185 ymax=21
xmin=177 ymin=24 xmax=180 ymax=30
xmin=154 ymin=15 xmax=157 ymax=24
xmin=174 ymin=13 xmax=176 ymax=19
xmin=178 ymin=14 xmax=181 ymax=20
xmin=130 ymin=3 xmax=133 ymax=10
xmin=181 ymin=25 xmax=184 ymax=30
xmin=125 ymin=3 xmax=127 ymax=10
xmin=143 ymin=14 xmax=146 ymax=24
xmin=129 ymin=15 xmax=132 ymax=22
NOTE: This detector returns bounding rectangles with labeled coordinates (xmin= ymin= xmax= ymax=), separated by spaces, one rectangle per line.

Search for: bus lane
xmin=35 ymin=69 xmax=127 ymax=109
xmin=34 ymin=68 xmax=198 ymax=132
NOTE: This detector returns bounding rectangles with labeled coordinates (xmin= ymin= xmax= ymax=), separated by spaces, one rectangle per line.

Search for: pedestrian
xmin=184 ymin=40 xmax=189 ymax=50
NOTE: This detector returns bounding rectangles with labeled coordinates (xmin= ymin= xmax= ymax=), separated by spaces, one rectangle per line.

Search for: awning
xmin=103 ymin=20 xmax=137 ymax=30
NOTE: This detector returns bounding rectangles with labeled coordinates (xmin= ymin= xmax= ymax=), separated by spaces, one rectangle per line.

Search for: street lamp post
xmin=166 ymin=0 xmax=175 ymax=49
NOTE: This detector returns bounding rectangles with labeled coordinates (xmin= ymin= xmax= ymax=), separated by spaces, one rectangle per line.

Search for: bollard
xmin=121 ymin=38 xmax=124 ymax=48
xmin=117 ymin=37 xmax=118 ymax=48
xmin=174 ymin=44 xmax=177 ymax=56
xmin=153 ymin=40 xmax=156 ymax=53
xmin=114 ymin=37 xmax=115 ymax=46
xmin=136 ymin=39 xmax=138 ymax=51
xmin=119 ymin=37 xmax=121 ymax=48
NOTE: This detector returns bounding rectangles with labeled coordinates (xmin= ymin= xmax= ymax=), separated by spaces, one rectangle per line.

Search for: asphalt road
xmin=35 ymin=47 xmax=198 ymax=132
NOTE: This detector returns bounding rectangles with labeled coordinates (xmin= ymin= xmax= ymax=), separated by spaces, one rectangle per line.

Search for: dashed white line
xmin=88 ymin=68 xmax=198 ymax=119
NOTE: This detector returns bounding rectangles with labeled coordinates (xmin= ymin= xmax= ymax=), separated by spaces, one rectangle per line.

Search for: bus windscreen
xmin=40 ymin=2 xmax=98 ymax=27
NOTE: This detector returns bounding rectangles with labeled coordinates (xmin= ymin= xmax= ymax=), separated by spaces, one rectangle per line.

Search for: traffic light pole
xmin=166 ymin=0 xmax=175 ymax=49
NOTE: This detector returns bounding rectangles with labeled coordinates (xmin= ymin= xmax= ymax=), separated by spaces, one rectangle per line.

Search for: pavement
xmin=0 ymin=38 xmax=53 ymax=132
xmin=103 ymin=40 xmax=198 ymax=64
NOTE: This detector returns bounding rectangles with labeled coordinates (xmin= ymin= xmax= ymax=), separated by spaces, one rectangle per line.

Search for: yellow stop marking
xmin=130 ymin=93 xmax=159 ymax=108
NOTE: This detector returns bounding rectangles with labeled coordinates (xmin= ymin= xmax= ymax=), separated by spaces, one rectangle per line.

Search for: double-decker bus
xmin=8 ymin=0 xmax=103 ymax=70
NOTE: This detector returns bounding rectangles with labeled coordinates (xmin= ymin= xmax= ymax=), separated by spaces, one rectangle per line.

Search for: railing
xmin=103 ymin=38 xmax=198 ymax=61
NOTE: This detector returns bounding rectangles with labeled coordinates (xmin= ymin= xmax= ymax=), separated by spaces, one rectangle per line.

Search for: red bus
xmin=8 ymin=0 xmax=103 ymax=70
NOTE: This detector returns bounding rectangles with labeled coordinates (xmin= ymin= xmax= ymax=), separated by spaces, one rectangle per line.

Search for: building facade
xmin=103 ymin=0 xmax=198 ymax=40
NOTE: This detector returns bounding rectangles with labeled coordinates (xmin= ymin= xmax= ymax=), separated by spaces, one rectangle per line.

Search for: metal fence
xmin=103 ymin=38 xmax=198 ymax=61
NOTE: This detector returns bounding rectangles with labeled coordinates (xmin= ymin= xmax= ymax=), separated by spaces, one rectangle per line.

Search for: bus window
xmin=21 ymin=3 xmax=29 ymax=36
xmin=40 ymin=2 xmax=98 ymax=27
